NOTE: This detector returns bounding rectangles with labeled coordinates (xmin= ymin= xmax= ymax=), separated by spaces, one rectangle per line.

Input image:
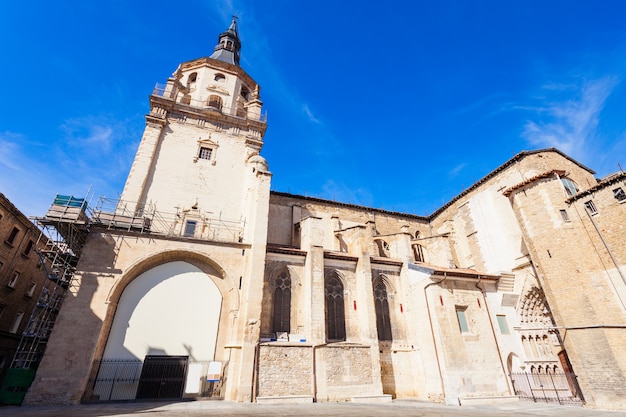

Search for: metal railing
xmin=85 ymin=358 xmax=227 ymax=402
xmin=91 ymin=197 xmax=245 ymax=244
xmin=152 ymin=83 xmax=267 ymax=123
xmin=510 ymin=372 xmax=584 ymax=406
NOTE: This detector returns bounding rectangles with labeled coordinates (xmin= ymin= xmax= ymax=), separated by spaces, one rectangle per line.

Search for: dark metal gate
xmin=510 ymin=372 xmax=584 ymax=406
xmin=84 ymin=358 xmax=227 ymax=402
xmin=136 ymin=356 xmax=188 ymax=400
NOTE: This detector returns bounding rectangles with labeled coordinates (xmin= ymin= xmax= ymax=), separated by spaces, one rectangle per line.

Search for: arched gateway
xmin=90 ymin=260 xmax=227 ymax=401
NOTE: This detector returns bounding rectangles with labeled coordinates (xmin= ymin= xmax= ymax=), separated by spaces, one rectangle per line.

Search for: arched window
xmin=325 ymin=272 xmax=346 ymax=341
xmin=208 ymin=95 xmax=223 ymax=111
xmin=374 ymin=280 xmax=392 ymax=341
xmin=412 ymin=243 xmax=425 ymax=262
xmin=187 ymin=72 xmax=197 ymax=86
xmin=272 ymin=269 xmax=291 ymax=333
xmin=214 ymin=73 xmax=225 ymax=82
xmin=561 ymin=178 xmax=579 ymax=197
xmin=375 ymin=239 xmax=390 ymax=257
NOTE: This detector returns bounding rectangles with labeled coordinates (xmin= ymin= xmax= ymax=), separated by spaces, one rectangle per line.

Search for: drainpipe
xmin=586 ymin=209 xmax=626 ymax=287
xmin=312 ymin=343 xmax=326 ymax=402
xmin=574 ymin=204 xmax=626 ymax=311
xmin=475 ymin=277 xmax=513 ymax=395
xmin=251 ymin=342 xmax=259 ymax=402
xmin=424 ymin=273 xmax=447 ymax=402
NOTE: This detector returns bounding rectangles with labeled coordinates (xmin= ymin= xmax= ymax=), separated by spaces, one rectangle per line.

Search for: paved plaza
xmin=0 ymin=399 xmax=624 ymax=417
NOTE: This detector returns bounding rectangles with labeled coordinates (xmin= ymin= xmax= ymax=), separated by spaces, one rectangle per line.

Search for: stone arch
xmin=93 ymin=249 xmax=237 ymax=364
xmin=373 ymin=273 xmax=396 ymax=295
xmin=261 ymin=263 xmax=301 ymax=336
xmin=372 ymin=276 xmax=393 ymax=341
xmin=506 ymin=352 xmax=523 ymax=373
xmin=270 ymin=265 xmax=292 ymax=334
xmin=324 ymin=269 xmax=347 ymax=342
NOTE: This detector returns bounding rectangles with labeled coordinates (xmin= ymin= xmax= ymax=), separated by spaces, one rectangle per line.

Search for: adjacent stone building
xmin=0 ymin=194 xmax=47 ymax=384
xmin=21 ymin=21 xmax=626 ymax=410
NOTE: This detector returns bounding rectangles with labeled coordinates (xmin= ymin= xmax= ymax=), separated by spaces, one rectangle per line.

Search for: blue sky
xmin=2 ymin=1 xmax=626 ymax=217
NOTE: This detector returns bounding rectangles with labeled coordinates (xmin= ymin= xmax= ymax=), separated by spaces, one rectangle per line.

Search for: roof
xmin=410 ymin=262 xmax=500 ymax=280
xmin=502 ymin=170 xmax=566 ymax=197
xmin=272 ymin=148 xmax=594 ymax=221
xmin=270 ymin=191 xmax=428 ymax=221
xmin=430 ymin=148 xmax=594 ymax=218
xmin=209 ymin=18 xmax=241 ymax=66
xmin=566 ymin=171 xmax=626 ymax=202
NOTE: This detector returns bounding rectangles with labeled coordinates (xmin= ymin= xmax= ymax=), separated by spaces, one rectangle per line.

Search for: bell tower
xmin=25 ymin=20 xmax=272 ymax=405
xmin=120 ymin=17 xmax=268 ymax=243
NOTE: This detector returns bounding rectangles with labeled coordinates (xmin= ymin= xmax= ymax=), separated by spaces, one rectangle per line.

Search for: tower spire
xmin=209 ymin=16 xmax=241 ymax=66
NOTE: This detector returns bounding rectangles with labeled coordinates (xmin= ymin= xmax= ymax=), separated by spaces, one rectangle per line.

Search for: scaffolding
xmin=0 ymin=193 xmax=245 ymax=404
xmin=0 ymin=195 xmax=90 ymax=405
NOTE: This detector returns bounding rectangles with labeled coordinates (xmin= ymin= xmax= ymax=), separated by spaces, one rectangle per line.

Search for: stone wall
xmin=257 ymin=344 xmax=312 ymax=397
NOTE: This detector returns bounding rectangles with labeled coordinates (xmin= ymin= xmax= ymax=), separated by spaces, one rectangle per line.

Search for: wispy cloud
xmin=0 ymin=115 xmax=139 ymax=216
xmin=321 ymin=180 xmax=373 ymax=207
xmin=61 ymin=117 xmax=115 ymax=153
xmin=0 ymin=132 xmax=25 ymax=172
xmin=448 ymin=162 xmax=467 ymax=178
xmin=521 ymin=76 xmax=618 ymax=160
xmin=303 ymin=104 xmax=320 ymax=124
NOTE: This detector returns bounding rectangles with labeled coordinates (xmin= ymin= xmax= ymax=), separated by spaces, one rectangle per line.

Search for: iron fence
xmin=510 ymin=372 xmax=584 ymax=406
xmin=84 ymin=358 xmax=227 ymax=402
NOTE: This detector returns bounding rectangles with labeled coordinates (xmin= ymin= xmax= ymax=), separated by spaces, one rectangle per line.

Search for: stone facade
xmin=0 ymin=194 xmax=47 ymax=384
xmin=20 ymin=21 xmax=626 ymax=411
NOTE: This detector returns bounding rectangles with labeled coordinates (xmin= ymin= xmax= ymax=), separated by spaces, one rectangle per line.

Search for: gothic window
xmin=325 ymin=272 xmax=346 ymax=341
xmin=272 ymin=269 xmax=291 ymax=333
xmin=208 ymin=95 xmax=223 ymax=111
xmin=561 ymin=178 xmax=579 ymax=197
xmin=374 ymin=280 xmax=392 ymax=341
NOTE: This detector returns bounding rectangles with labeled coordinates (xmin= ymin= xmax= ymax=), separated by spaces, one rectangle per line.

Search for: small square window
xmin=7 ymin=271 xmax=19 ymax=288
xmin=26 ymin=282 xmax=36 ymax=297
xmin=184 ymin=221 xmax=197 ymax=237
xmin=613 ymin=187 xmax=626 ymax=202
xmin=198 ymin=147 xmax=212 ymax=161
xmin=456 ymin=307 xmax=469 ymax=333
xmin=22 ymin=240 xmax=34 ymax=257
xmin=6 ymin=227 xmax=19 ymax=245
xmin=559 ymin=209 xmax=570 ymax=222
xmin=496 ymin=315 xmax=510 ymax=335
xmin=10 ymin=311 xmax=24 ymax=334
xmin=584 ymin=200 xmax=598 ymax=215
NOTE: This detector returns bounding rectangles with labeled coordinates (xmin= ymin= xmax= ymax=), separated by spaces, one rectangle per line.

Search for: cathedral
xmin=17 ymin=21 xmax=626 ymax=409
